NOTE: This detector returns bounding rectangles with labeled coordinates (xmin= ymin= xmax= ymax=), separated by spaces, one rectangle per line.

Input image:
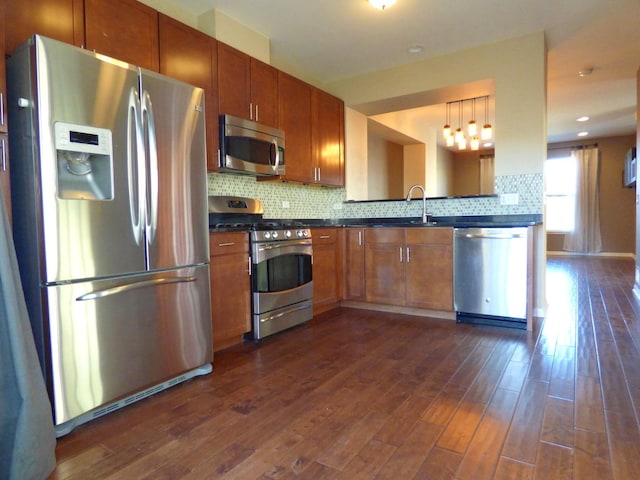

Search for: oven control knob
xmin=285 ymin=230 xmax=292 ymax=238
xmin=272 ymin=231 xmax=279 ymax=239
xmin=264 ymin=231 xmax=271 ymax=239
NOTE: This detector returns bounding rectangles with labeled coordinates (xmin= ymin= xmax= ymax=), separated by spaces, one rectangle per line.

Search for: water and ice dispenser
xmin=55 ymin=122 xmax=114 ymax=200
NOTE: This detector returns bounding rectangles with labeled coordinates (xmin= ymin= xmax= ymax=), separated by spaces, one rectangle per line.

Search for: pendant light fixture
xmin=368 ymin=0 xmax=397 ymax=10
xmin=468 ymin=98 xmax=477 ymax=136
xmin=481 ymin=95 xmax=493 ymax=140
xmin=443 ymin=95 xmax=492 ymax=149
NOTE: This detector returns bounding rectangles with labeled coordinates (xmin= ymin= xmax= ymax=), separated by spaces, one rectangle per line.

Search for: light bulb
xmin=443 ymin=124 xmax=451 ymax=139
xmin=454 ymin=128 xmax=464 ymax=143
xmin=470 ymin=136 xmax=480 ymax=150
xmin=446 ymin=135 xmax=454 ymax=147
xmin=458 ymin=137 xmax=467 ymax=150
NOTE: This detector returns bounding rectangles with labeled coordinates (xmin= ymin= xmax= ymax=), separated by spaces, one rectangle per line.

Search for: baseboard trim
xmin=547 ymin=250 xmax=635 ymax=259
xmin=340 ymin=301 xmax=456 ymax=321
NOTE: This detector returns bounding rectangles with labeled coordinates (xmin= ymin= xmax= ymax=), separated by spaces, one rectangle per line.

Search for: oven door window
xmin=255 ymin=253 xmax=312 ymax=293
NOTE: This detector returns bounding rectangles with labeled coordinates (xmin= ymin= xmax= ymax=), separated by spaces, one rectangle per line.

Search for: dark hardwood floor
xmin=50 ymin=256 xmax=640 ymax=479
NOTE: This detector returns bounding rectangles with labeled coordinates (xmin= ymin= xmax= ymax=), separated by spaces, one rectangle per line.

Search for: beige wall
xmin=546 ymin=135 xmax=636 ymax=254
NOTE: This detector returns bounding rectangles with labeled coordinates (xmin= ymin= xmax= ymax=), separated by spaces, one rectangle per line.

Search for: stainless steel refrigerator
xmin=7 ymin=36 xmax=212 ymax=436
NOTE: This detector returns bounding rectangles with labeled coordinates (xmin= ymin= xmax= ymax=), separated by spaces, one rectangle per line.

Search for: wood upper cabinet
xmin=344 ymin=228 xmax=365 ymax=301
xmin=405 ymin=228 xmax=453 ymax=311
xmin=0 ymin=1 xmax=7 ymax=134
xmin=158 ymin=14 xmax=218 ymax=171
xmin=4 ymin=0 xmax=84 ymax=55
xmin=312 ymin=89 xmax=344 ymax=187
xmin=365 ymin=228 xmax=406 ymax=306
xmin=84 ymin=0 xmax=159 ymax=71
xmin=209 ymin=232 xmax=251 ymax=352
xmin=278 ymin=71 xmax=313 ymax=183
xmin=277 ymin=72 xmax=345 ymax=186
xmin=364 ymin=227 xmax=454 ymax=310
xmin=217 ymin=42 xmax=278 ymax=127
xmin=312 ymin=228 xmax=343 ymax=314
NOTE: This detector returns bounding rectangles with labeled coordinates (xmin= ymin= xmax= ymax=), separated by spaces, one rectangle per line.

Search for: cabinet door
xmin=0 ymin=1 xmax=7 ymax=134
xmin=251 ymin=59 xmax=278 ymax=127
xmin=312 ymin=228 xmax=342 ymax=314
xmin=217 ymin=42 xmax=251 ymax=119
xmin=5 ymin=0 xmax=84 ymax=55
xmin=344 ymin=228 xmax=365 ymax=301
xmin=209 ymin=232 xmax=251 ymax=352
xmin=0 ymin=134 xmax=10 ymax=224
xmin=85 ymin=0 xmax=159 ymax=71
xmin=159 ymin=14 xmax=218 ymax=171
xmin=278 ymin=71 xmax=314 ymax=183
xmin=365 ymin=229 xmax=405 ymax=305
xmin=406 ymin=228 xmax=453 ymax=311
xmin=312 ymin=89 xmax=344 ymax=186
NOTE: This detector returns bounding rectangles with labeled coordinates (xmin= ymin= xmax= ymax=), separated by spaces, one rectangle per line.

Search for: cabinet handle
xmin=319 ymin=235 xmax=331 ymax=239
xmin=317 ymin=167 xmax=321 ymax=182
xmin=399 ymin=247 xmax=403 ymax=263
xmin=1 ymin=138 xmax=5 ymax=172
xmin=358 ymin=231 xmax=362 ymax=246
xmin=255 ymin=104 xmax=259 ymax=122
xmin=249 ymin=102 xmax=253 ymax=120
xmin=0 ymin=93 xmax=4 ymax=127
xmin=406 ymin=247 xmax=410 ymax=263
xmin=248 ymin=256 xmax=252 ymax=275
xmin=217 ymin=242 xmax=235 ymax=247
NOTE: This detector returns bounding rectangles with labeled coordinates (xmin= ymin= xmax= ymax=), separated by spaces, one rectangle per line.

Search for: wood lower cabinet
xmin=159 ymin=14 xmax=218 ymax=171
xmin=312 ymin=228 xmax=342 ymax=314
xmin=344 ymin=228 xmax=365 ymax=301
xmin=209 ymin=232 xmax=251 ymax=352
xmin=84 ymin=0 xmax=159 ymax=71
xmin=4 ymin=0 xmax=84 ymax=55
xmin=364 ymin=227 xmax=454 ymax=311
xmin=405 ymin=228 xmax=453 ymax=310
xmin=0 ymin=134 xmax=10 ymax=224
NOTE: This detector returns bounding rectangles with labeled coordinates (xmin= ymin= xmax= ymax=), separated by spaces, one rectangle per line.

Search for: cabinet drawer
xmin=365 ymin=228 xmax=404 ymax=244
xmin=312 ymin=228 xmax=338 ymax=244
xmin=209 ymin=232 xmax=249 ymax=255
xmin=406 ymin=227 xmax=452 ymax=245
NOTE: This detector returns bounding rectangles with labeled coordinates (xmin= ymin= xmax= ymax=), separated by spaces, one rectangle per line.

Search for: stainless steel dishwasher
xmin=453 ymin=227 xmax=529 ymax=329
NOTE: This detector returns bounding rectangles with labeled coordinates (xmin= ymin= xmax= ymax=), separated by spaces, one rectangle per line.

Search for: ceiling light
xmin=577 ymin=131 xmax=589 ymax=137
xmin=481 ymin=95 xmax=492 ymax=140
xmin=368 ymin=0 xmax=396 ymax=10
xmin=577 ymin=116 xmax=589 ymax=122
xmin=407 ymin=45 xmax=424 ymax=54
xmin=578 ymin=68 xmax=593 ymax=77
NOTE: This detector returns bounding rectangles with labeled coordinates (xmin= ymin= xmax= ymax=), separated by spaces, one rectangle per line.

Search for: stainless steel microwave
xmin=218 ymin=114 xmax=285 ymax=176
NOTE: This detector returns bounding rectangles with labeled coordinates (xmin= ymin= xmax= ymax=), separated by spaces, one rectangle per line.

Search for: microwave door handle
xmin=128 ymin=87 xmax=144 ymax=245
xmin=272 ymin=138 xmax=280 ymax=171
xmin=142 ymin=89 xmax=158 ymax=245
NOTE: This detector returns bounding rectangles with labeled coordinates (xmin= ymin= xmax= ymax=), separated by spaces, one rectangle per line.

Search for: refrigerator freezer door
xmin=46 ymin=264 xmax=212 ymax=426
xmin=30 ymin=36 xmax=147 ymax=282
xmin=139 ymin=69 xmax=209 ymax=271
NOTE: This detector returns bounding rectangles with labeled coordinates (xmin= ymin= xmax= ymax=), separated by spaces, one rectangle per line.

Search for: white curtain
xmin=563 ymin=146 xmax=602 ymax=253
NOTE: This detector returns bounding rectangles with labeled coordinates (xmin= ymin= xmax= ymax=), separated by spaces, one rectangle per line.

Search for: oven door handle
xmin=260 ymin=302 xmax=312 ymax=323
xmin=253 ymin=241 xmax=313 ymax=263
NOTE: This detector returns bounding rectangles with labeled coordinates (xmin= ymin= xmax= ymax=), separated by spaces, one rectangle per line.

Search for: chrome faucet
xmin=405 ymin=184 xmax=430 ymax=223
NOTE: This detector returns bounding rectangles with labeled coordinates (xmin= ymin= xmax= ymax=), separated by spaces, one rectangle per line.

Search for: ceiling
xmin=161 ymin=0 xmax=640 ymax=145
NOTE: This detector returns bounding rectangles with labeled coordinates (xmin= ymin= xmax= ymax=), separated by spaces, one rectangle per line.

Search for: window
xmin=545 ymin=155 xmax=576 ymax=232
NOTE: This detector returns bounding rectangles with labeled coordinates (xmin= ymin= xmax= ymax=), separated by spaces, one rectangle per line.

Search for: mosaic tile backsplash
xmin=207 ymin=172 xmax=543 ymax=220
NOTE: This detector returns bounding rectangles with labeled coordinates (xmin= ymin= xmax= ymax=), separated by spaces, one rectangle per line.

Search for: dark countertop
xmin=209 ymin=214 xmax=543 ymax=232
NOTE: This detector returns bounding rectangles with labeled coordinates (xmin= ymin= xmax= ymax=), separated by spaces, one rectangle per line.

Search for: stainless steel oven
xmin=250 ymin=228 xmax=313 ymax=340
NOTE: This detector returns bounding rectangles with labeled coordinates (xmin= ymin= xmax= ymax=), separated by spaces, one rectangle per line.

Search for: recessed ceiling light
xmin=407 ymin=45 xmax=424 ymax=54
xmin=368 ymin=0 xmax=397 ymax=10
xmin=577 ymin=131 xmax=589 ymax=137
xmin=578 ymin=68 xmax=593 ymax=77
xmin=577 ymin=116 xmax=589 ymax=122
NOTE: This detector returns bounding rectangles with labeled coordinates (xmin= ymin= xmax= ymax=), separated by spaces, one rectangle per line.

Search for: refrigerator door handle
xmin=128 ymin=87 xmax=145 ymax=245
xmin=142 ymin=89 xmax=159 ymax=246
xmin=75 ymin=275 xmax=198 ymax=301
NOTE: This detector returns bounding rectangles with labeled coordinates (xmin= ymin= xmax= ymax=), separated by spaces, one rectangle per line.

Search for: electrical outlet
xmin=500 ymin=193 xmax=519 ymax=205
xmin=282 ymin=201 xmax=290 ymax=209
